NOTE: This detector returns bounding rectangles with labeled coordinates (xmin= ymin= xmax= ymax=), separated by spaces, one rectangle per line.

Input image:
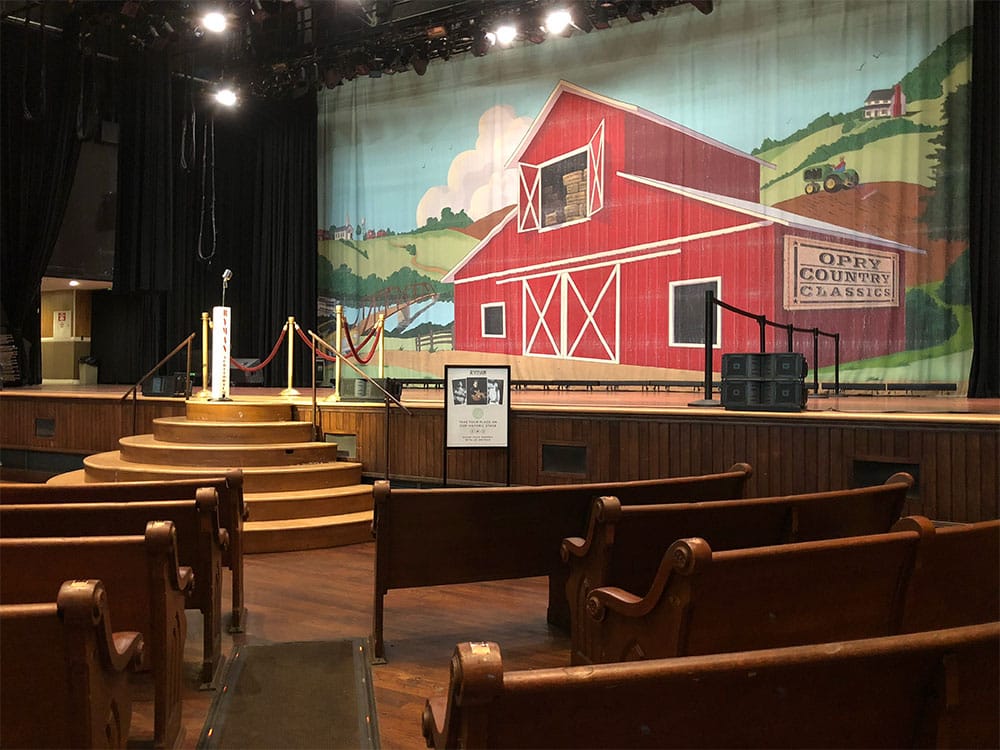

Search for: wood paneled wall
xmin=314 ymin=404 xmax=998 ymax=523
xmin=2 ymin=392 xmax=995 ymax=523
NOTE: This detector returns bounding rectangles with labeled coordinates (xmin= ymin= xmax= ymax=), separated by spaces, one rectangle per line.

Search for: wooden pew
xmin=893 ymin=517 xmax=1000 ymax=632
xmin=371 ymin=464 xmax=752 ymax=661
xmin=562 ymin=473 xmax=912 ymax=664
xmin=422 ymin=622 xmax=1000 ymax=749
xmin=583 ymin=519 xmax=935 ymax=665
xmin=0 ymin=522 xmax=190 ymax=749
xmin=0 ymin=470 xmax=247 ymax=633
xmin=0 ymin=490 xmax=225 ymax=687
xmin=1 ymin=580 xmax=144 ymax=750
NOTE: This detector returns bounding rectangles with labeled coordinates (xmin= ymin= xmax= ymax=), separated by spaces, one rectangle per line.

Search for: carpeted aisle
xmin=198 ymin=640 xmax=379 ymax=749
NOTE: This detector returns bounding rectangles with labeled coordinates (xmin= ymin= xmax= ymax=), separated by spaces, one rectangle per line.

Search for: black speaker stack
xmin=721 ymin=352 xmax=808 ymax=412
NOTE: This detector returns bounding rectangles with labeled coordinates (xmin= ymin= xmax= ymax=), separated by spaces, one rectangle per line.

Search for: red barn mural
xmin=443 ymin=81 xmax=922 ymax=373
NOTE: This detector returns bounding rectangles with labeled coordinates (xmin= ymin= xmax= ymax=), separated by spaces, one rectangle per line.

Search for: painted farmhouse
xmin=443 ymin=81 xmax=921 ymax=372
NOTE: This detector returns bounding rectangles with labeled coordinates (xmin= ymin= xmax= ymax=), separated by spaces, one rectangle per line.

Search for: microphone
xmin=222 ymin=269 xmax=233 ymax=282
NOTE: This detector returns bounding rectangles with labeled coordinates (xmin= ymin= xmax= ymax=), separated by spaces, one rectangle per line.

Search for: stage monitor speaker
xmin=721 ymin=352 xmax=807 ymax=412
xmin=230 ymin=359 xmax=264 ymax=385
xmin=722 ymin=352 xmax=807 ymax=381
xmin=141 ymin=373 xmax=189 ymax=397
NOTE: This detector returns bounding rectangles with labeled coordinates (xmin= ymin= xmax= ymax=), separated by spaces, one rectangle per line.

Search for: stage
xmin=2 ymin=382 xmax=997 ymax=523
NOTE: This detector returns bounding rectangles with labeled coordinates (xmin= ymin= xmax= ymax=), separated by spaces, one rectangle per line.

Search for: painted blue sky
xmin=317 ymin=0 xmax=970 ymax=234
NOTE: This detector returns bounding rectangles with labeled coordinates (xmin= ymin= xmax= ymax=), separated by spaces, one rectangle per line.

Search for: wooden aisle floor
xmin=161 ymin=542 xmax=568 ymax=750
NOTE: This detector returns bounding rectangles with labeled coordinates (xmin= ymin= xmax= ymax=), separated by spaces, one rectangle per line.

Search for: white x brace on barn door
xmin=521 ymin=264 xmax=619 ymax=362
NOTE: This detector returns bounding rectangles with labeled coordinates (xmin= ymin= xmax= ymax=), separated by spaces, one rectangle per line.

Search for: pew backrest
xmin=0 ymin=471 xmax=246 ymax=633
xmin=584 ymin=521 xmax=930 ymax=664
xmin=1 ymin=580 xmax=143 ymax=749
xmin=562 ymin=474 xmax=912 ymax=663
xmin=0 ymin=522 xmax=189 ymax=749
xmin=370 ymin=463 xmax=752 ymax=661
xmin=422 ymin=623 xmax=1000 ymax=749
xmin=893 ymin=517 xmax=1000 ymax=632
xmin=0 ymin=493 xmax=226 ymax=686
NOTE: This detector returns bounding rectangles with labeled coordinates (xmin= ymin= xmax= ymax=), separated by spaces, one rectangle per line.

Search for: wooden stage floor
xmin=8 ymin=382 xmax=1000 ymax=420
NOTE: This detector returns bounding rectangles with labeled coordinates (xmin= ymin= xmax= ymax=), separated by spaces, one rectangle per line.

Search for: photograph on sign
xmin=444 ymin=365 xmax=510 ymax=449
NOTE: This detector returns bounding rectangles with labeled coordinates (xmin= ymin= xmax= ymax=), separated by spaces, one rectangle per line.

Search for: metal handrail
xmin=122 ymin=332 xmax=197 ymax=435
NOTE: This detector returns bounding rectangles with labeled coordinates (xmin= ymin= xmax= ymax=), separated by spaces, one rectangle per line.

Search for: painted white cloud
xmin=416 ymin=104 xmax=533 ymax=226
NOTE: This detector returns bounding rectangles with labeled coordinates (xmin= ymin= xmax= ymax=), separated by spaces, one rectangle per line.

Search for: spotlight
xmin=472 ymin=28 xmax=493 ymax=57
xmin=412 ymin=53 xmax=429 ymax=76
xmin=494 ymin=23 xmax=517 ymax=46
xmin=544 ymin=9 xmax=572 ymax=35
xmin=214 ymin=87 xmax=238 ymax=106
xmin=202 ymin=11 xmax=227 ymax=33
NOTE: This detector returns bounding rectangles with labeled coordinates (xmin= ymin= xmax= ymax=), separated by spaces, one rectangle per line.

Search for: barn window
xmin=519 ymin=120 xmax=604 ymax=233
xmin=539 ymin=150 xmax=588 ymax=229
xmin=669 ymin=277 xmax=721 ymax=348
xmin=481 ymin=302 xmax=506 ymax=338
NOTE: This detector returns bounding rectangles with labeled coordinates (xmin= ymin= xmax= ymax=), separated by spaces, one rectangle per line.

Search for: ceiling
xmin=2 ymin=1 xmax=713 ymax=99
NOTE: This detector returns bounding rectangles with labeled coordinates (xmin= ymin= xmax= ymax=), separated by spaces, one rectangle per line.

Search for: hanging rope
xmin=22 ymin=5 xmax=46 ymax=122
xmin=229 ymin=325 xmax=288 ymax=372
xmin=342 ymin=319 xmax=381 ymax=365
xmin=180 ymin=77 xmax=196 ymax=171
xmin=196 ymin=116 xmax=216 ymax=262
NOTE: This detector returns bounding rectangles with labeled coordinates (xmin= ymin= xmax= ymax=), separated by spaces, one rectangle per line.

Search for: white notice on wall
xmin=53 ymin=310 xmax=72 ymax=340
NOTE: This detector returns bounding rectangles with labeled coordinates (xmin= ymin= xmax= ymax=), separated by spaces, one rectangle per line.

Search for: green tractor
xmin=803 ymin=163 xmax=860 ymax=194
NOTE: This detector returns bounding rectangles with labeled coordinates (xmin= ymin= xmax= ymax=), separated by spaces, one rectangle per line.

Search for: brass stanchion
xmin=377 ymin=313 xmax=385 ymax=379
xmin=196 ymin=311 xmax=212 ymax=399
xmin=326 ymin=305 xmax=343 ymax=402
xmin=280 ymin=316 xmax=300 ymax=396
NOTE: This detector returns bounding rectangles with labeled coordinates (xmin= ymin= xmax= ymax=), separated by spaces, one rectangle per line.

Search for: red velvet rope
xmin=229 ymin=325 xmax=287 ymax=372
xmin=296 ymin=325 xmax=339 ymax=362
xmin=342 ymin=319 xmax=381 ymax=365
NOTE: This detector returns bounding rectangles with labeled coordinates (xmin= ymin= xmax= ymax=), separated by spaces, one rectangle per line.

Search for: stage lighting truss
xmin=22 ymin=0 xmax=712 ymax=101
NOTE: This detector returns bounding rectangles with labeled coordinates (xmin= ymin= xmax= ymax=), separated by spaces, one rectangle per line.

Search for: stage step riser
xmin=243 ymin=515 xmax=373 ymax=554
xmin=185 ymin=401 xmax=295 ymax=423
xmin=117 ymin=438 xmax=340 ymax=467
xmin=152 ymin=418 xmax=316 ymax=445
xmin=82 ymin=457 xmax=362 ymax=492
xmin=246 ymin=490 xmax=373 ymax=522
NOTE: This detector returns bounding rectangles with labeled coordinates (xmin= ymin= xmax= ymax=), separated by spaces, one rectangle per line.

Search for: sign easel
xmin=442 ymin=364 xmax=511 ymax=486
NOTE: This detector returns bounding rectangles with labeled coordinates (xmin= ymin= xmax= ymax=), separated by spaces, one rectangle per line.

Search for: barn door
xmin=521 ymin=265 xmax=619 ymax=362
xmin=587 ymin=121 xmax=605 ymax=216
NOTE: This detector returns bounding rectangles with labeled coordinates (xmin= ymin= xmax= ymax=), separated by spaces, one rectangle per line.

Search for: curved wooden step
xmin=81 ymin=451 xmax=362 ymax=491
xmin=185 ymin=400 xmax=295 ymax=423
xmin=243 ymin=511 xmax=373 ymax=553
xmin=152 ymin=417 xmax=316 ymax=445
xmin=117 ymin=434 xmax=339 ymax=467
xmin=245 ymin=486 xmax=373 ymax=522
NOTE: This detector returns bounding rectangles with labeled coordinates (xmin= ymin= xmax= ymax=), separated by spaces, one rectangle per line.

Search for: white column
xmin=211 ymin=306 xmax=231 ymax=400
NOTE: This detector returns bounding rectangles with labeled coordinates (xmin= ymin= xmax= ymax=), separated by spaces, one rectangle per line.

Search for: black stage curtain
xmin=97 ymin=78 xmax=317 ymax=388
xmin=0 ymin=19 xmax=82 ymax=385
xmin=968 ymin=0 xmax=999 ymax=398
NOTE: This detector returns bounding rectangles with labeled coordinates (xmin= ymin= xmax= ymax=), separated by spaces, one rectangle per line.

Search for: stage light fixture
xmin=472 ymin=28 xmax=493 ymax=56
xmin=494 ymin=23 xmax=517 ymax=46
xmin=202 ymin=11 xmax=227 ymax=33
xmin=544 ymin=8 xmax=572 ymax=35
xmin=412 ymin=52 xmax=429 ymax=76
xmin=214 ymin=87 xmax=238 ymax=106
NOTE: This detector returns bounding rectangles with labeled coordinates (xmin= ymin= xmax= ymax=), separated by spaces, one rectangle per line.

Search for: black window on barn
xmin=671 ymin=279 xmax=720 ymax=346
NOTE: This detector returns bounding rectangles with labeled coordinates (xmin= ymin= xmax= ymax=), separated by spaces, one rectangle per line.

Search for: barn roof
xmin=618 ymin=172 xmax=926 ymax=255
xmin=504 ymin=80 xmax=776 ymax=171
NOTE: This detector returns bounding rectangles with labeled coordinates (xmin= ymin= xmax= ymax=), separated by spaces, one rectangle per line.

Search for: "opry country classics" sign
xmin=783 ymin=237 xmax=899 ymax=310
